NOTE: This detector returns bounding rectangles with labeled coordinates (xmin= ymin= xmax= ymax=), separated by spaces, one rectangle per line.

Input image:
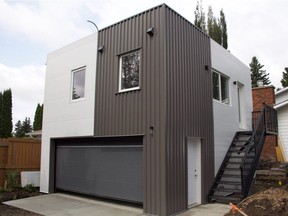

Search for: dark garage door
xmin=55 ymin=137 xmax=143 ymax=203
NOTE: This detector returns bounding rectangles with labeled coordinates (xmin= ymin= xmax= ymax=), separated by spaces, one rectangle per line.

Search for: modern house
xmin=41 ymin=4 xmax=259 ymax=216
xmin=275 ymin=87 xmax=288 ymax=159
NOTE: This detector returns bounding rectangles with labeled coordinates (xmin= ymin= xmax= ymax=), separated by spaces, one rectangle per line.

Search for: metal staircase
xmin=208 ymin=105 xmax=277 ymax=203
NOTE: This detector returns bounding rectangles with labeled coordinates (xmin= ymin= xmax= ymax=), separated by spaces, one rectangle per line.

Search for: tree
xmin=195 ymin=5 xmax=228 ymax=49
xmin=1 ymin=89 xmax=13 ymax=138
xmin=281 ymin=67 xmax=288 ymax=88
xmin=194 ymin=0 xmax=206 ymax=32
xmin=212 ymin=17 xmax=222 ymax=45
xmin=14 ymin=118 xmax=32 ymax=137
xmin=0 ymin=92 xmax=3 ymax=138
xmin=220 ymin=9 xmax=228 ymax=49
xmin=207 ymin=6 xmax=214 ymax=36
xmin=14 ymin=120 xmax=25 ymax=137
xmin=22 ymin=117 xmax=32 ymax=134
xmin=33 ymin=103 xmax=43 ymax=131
xmin=250 ymin=56 xmax=271 ymax=87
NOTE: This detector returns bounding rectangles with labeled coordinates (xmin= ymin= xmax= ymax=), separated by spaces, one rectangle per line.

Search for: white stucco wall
xmin=40 ymin=33 xmax=98 ymax=193
xmin=211 ymin=39 xmax=253 ymax=174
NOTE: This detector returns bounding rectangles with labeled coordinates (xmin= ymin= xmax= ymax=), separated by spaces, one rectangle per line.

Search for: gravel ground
xmin=0 ymin=203 xmax=42 ymax=216
xmin=0 ymin=188 xmax=42 ymax=216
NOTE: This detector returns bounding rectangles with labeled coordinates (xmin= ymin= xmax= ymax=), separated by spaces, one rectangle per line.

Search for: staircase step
xmin=209 ymin=195 xmax=242 ymax=203
xmin=226 ymin=161 xmax=253 ymax=165
xmin=220 ymin=174 xmax=241 ymax=178
xmin=238 ymin=131 xmax=252 ymax=135
xmin=229 ymin=155 xmax=254 ymax=159
xmin=213 ymin=188 xmax=242 ymax=193
xmin=217 ymin=181 xmax=241 ymax=185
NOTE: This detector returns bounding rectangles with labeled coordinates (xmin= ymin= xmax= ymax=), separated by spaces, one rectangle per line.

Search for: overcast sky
xmin=0 ymin=0 xmax=287 ymax=129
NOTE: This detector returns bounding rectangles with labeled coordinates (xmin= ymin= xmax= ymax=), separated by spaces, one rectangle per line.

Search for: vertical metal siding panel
xmin=95 ymin=5 xmax=167 ymax=216
xmin=165 ymin=6 xmax=214 ymax=215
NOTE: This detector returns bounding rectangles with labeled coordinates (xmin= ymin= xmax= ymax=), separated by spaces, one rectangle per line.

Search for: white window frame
xmin=71 ymin=66 xmax=86 ymax=101
xmin=212 ymin=70 xmax=230 ymax=105
xmin=118 ymin=50 xmax=140 ymax=92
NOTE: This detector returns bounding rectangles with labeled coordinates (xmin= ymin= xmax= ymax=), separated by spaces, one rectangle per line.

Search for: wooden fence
xmin=0 ymin=138 xmax=41 ymax=187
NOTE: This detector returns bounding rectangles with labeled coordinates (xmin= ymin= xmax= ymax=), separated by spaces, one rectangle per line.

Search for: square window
xmin=72 ymin=67 xmax=85 ymax=100
xmin=212 ymin=70 xmax=229 ymax=105
xmin=119 ymin=51 xmax=140 ymax=92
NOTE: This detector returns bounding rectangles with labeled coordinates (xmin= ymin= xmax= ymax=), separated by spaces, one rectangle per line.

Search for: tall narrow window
xmin=119 ymin=51 xmax=140 ymax=92
xmin=72 ymin=67 xmax=86 ymax=100
xmin=212 ymin=71 xmax=229 ymax=105
xmin=213 ymin=72 xmax=220 ymax=100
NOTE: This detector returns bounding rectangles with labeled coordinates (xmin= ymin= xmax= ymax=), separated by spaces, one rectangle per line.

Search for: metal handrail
xmin=240 ymin=106 xmax=265 ymax=195
xmin=240 ymin=104 xmax=277 ymax=197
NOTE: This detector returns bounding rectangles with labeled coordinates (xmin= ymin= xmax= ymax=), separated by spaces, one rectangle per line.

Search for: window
xmin=72 ymin=67 xmax=86 ymax=100
xmin=119 ymin=51 xmax=140 ymax=92
xmin=212 ymin=71 xmax=229 ymax=104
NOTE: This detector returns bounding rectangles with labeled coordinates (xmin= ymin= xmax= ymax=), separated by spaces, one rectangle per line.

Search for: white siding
xmin=211 ymin=39 xmax=253 ymax=174
xmin=275 ymin=88 xmax=288 ymax=159
xmin=276 ymin=87 xmax=288 ymax=104
xmin=40 ymin=33 xmax=98 ymax=193
xmin=277 ymin=103 xmax=288 ymax=159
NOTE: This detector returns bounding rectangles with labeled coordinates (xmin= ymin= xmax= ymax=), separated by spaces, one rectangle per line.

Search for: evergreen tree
xmin=194 ymin=0 xmax=206 ymax=32
xmin=250 ymin=56 xmax=271 ymax=87
xmin=207 ymin=6 xmax=214 ymax=36
xmin=14 ymin=120 xmax=25 ymax=137
xmin=199 ymin=6 xmax=228 ymax=48
xmin=33 ymin=103 xmax=43 ymax=130
xmin=2 ymin=89 xmax=13 ymax=138
xmin=0 ymin=92 xmax=3 ymax=137
xmin=22 ymin=117 xmax=32 ymax=134
xmin=220 ymin=9 xmax=228 ymax=49
xmin=281 ymin=67 xmax=288 ymax=88
xmin=212 ymin=18 xmax=222 ymax=45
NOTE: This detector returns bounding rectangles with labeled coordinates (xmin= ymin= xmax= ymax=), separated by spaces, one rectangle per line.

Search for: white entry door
xmin=187 ymin=137 xmax=201 ymax=206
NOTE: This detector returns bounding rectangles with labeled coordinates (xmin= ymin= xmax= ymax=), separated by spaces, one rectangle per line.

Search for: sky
xmin=0 ymin=0 xmax=287 ymax=129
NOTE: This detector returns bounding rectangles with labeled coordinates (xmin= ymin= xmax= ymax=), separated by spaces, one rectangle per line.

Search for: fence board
xmin=0 ymin=138 xmax=41 ymax=187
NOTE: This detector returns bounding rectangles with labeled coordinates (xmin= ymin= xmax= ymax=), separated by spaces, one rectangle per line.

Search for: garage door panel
xmin=56 ymin=145 xmax=143 ymax=203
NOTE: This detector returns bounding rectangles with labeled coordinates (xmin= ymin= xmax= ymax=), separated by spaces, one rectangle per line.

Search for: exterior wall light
xmin=147 ymin=27 xmax=154 ymax=36
xmin=149 ymin=126 xmax=154 ymax=135
xmin=98 ymin=45 xmax=104 ymax=54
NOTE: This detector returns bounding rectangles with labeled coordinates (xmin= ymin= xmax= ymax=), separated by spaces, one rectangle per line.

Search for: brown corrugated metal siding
xmin=164 ymin=7 xmax=214 ymax=214
xmin=95 ymin=5 xmax=167 ymax=216
xmin=95 ymin=4 xmax=214 ymax=216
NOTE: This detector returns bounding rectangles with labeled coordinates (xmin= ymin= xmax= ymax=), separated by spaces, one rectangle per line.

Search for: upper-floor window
xmin=212 ymin=70 xmax=229 ymax=105
xmin=119 ymin=50 xmax=140 ymax=92
xmin=72 ymin=67 xmax=86 ymax=100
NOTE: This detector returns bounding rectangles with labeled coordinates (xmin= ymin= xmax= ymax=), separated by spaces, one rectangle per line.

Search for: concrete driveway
xmin=4 ymin=193 xmax=230 ymax=216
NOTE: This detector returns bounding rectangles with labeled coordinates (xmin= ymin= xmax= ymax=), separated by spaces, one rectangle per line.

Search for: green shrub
xmin=24 ymin=184 xmax=36 ymax=193
xmin=6 ymin=170 xmax=20 ymax=191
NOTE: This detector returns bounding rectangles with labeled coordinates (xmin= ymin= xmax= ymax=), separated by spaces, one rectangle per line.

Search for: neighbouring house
xmin=275 ymin=87 xmax=288 ymax=159
xmin=40 ymin=4 xmax=264 ymax=216
xmin=252 ymin=86 xmax=278 ymax=162
xmin=25 ymin=130 xmax=42 ymax=139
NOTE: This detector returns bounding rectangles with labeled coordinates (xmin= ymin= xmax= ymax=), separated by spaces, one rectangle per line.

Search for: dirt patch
xmin=0 ymin=188 xmax=43 ymax=216
xmin=224 ymin=185 xmax=288 ymax=216
xmin=0 ymin=203 xmax=41 ymax=216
